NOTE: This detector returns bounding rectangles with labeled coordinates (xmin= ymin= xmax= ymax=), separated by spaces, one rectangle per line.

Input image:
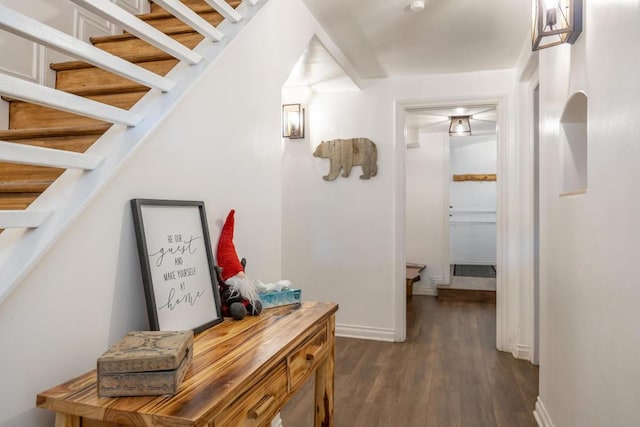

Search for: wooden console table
xmin=37 ymin=301 xmax=338 ymax=427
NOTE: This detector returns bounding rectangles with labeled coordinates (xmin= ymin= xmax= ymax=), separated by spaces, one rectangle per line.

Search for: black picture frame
xmin=130 ymin=199 xmax=223 ymax=333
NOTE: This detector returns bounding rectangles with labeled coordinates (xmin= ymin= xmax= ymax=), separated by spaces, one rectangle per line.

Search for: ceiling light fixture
xmin=449 ymin=116 xmax=471 ymax=137
xmin=532 ymin=0 xmax=582 ymax=50
xmin=409 ymin=1 xmax=425 ymax=12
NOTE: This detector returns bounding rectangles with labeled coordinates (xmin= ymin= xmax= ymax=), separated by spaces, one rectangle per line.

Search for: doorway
xmin=404 ymin=105 xmax=497 ymax=302
xmin=446 ymin=107 xmax=497 ymax=302
xmin=397 ymin=97 xmax=510 ymax=350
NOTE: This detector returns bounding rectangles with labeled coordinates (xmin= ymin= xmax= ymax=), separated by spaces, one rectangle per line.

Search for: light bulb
xmin=409 ymin=1 xmax=425 ymax=12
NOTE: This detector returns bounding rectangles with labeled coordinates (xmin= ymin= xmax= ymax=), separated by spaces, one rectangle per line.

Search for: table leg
xmin=314 ymin=316 xmax=335 ymax=427
xmin=55 ymin=413 xmax=80 ymax=427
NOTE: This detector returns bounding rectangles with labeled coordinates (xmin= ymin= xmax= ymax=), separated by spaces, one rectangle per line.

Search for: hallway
xmin=281 ymin=296 xmax=538 ymax=426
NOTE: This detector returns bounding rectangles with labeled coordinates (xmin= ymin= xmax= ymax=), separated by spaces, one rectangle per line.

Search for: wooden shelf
xmin=452 ymin=174 xmax=496 ymax=182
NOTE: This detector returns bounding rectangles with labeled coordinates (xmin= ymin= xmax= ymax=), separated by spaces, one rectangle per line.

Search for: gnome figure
xmin=216 ymin=210 xmax=262 ymax=320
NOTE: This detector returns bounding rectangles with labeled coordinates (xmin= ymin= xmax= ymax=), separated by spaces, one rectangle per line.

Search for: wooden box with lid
xmin=97 ymin=330 xmax=193 ymax=397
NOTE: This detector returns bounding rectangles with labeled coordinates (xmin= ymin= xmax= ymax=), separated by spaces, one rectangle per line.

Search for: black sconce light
xmin=282 ymin=104 xmax=305 ymax=139
xmin=532 ymin=0 xmax=582 ymax=51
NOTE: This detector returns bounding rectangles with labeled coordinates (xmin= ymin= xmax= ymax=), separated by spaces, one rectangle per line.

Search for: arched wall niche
xmin=560 ymin=91 xmax=588 ymax=195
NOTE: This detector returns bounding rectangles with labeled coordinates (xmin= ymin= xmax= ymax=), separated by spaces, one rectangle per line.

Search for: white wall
xmin=281 ymin=70 xmax=516 ymax=341
xmin=0 ymin=0 xmax=324 ymax=425
xmin=449 ymin=135 xmax=497 ymax=212
xmin=405 ymin=132 xmax=448 ymax=293
xmin=532 ymin=2 xmax=640 ymax=425
xmin=449 ymin=135 xmax=497 ymax=265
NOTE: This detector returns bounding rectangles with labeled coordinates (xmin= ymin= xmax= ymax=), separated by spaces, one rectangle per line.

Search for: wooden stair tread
xmin=8 ymin=90 xmax=148 ymax=108
xmin=55 ymin=59 xmax=177 ymax=96
xmin=138 ymin=5 xmax=217 ymax=21
xmin=90 ymin=11 xmax=225 ymax=44
xmin=9 ymin=91 xmax=147 ymax=129
xmin=52 ymin=56 xmax=163 ymax=71
xmin=0 ymin=193 xmax=40 ymax=209
xmin=0 ymin=124 xmax=110 ymax=140
xmin=0 ymin=163 xmax=64 ymax=182
xmin=50 ymin=32 xmax=202 ymax=71
xmin=54 ymin=83 xmax=147 ymax=97
xmin=0 ymin=180 xmax=55 ymax=193
xmin=91 ymin=32 xmax=203 ymax=59
xmin=150 ymin=0 xmax=241 ymax=14
xmin=0 ymin=135 xmax=103 ymax=154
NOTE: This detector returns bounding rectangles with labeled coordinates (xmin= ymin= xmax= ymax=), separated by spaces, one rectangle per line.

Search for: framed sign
xmin=131 ymin=199 xmax=223 ymax=333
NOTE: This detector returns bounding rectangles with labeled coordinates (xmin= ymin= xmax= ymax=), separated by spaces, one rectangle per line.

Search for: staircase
xmin=0 ymin=0 xmax=239 ymax=217
xmin=0 ymin=0 xmax=266 ymax=304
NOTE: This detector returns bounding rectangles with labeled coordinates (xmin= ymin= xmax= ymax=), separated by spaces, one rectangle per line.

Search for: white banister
xmin=0 ymin=211 xmax=51 ymax=229
xmin=0 ymin=141 xmax=104 ymax=170
xmin=0 ymin=5 xmax=175 ymax=93
xmin=69 ymin=0 xmax=203 ymax=64
xmin=152 ymin=0 xmax=225 ymax=41
xmin=0 ymin=74 xmax=143 ymax=126
xmin=204 ymin=0 xmax=243 ymax=23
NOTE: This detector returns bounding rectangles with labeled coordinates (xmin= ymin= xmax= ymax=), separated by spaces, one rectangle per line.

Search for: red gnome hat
xmin=217 ymin=210 xmax=244 ymax=282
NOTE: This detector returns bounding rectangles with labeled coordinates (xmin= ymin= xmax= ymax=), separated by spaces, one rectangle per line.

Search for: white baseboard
xmin=429 ymin=275 xmax=445 ymax=287
xmin=413 ymin=282 xmax=437 ymax=296
xmin=336 ymin=324 xmax=395 ymax=342
xmin=534 ymin=397 xmax=554 ymax=427
xmin=512 ymin=343 xmax=532 ymax=361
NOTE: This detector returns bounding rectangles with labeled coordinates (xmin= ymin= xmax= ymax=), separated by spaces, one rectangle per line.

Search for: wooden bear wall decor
xmin=312 ymin=137 xmax=378 ymax=181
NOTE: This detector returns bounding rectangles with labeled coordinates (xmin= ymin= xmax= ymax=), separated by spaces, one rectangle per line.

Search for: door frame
xmin=394 ymin=94 xmax=512 ymax=352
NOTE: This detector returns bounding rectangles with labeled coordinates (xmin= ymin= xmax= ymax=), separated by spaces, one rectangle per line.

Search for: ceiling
xmin=300 ymin=0 xmax=531 ymax=79
xmin=406 ymin=106 xmax=497 ymax=135
xmin=284 ymin=36 xmax=360 ymax=91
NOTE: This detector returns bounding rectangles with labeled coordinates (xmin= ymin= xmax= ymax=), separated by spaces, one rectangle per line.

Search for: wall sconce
xmin=532 ymin=0 xmax=582 ymax=51
xmin=282 ymin=104 xmax=305 ymax=139
xmin=449 ymin=116 xmax=471 ymax=136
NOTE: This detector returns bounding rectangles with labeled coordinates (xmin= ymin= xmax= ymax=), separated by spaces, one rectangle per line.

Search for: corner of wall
xmin=533 ymin=396 xmax=555 ymax=427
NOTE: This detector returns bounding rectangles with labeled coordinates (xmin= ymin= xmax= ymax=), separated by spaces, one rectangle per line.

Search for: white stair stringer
xmin=0 ymin=0 xmax=269 ymax=305
xmin=0 ymin=211 xmax=51 ymax=229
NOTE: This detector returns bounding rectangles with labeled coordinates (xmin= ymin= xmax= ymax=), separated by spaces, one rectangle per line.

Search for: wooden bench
xmin=406 ymin=263 xmax=426 ymax=296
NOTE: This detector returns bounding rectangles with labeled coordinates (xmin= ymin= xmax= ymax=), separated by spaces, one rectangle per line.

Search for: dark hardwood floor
xmin=281 ymin=296 xmax=538 ymax=427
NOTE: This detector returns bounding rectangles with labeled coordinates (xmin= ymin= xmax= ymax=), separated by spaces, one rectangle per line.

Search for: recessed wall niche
xmin=560 ymin=91 xmax=588 ymax=195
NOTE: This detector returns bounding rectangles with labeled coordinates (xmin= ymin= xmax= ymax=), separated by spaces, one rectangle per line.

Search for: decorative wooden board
xmin=313 ymin=137 xmax=378 ymax=180
xmin=453 ymin=174 xmax=496 ymax=182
